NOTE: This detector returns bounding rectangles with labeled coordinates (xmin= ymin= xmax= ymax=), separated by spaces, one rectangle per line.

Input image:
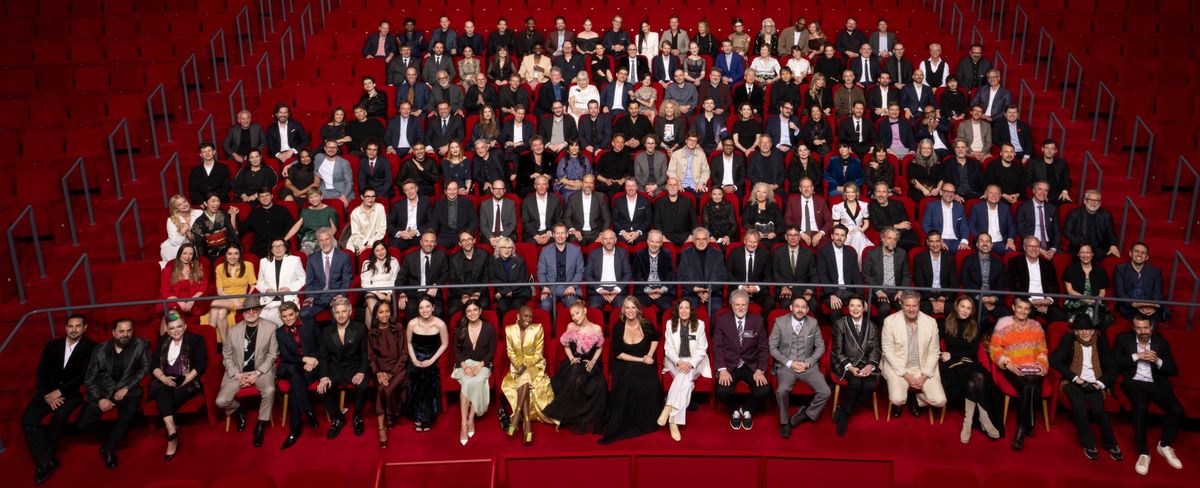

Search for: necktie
xmin=406 ymin=86 xmax=414 ymax=103
xmin=746 ymin=252 xmax=754 ymax=282
xmin=442 ymin=118 xmax=448 ymax=131
xmin=1037 ymin=204 xmax=1048 ymax=249
xmin=736 ymin=317 xmax=744 ymax=340
xmin=493 ymin=202 xmax=503 ymax=233
xmin=790 ymin=249 xmax=797 ymax=271
xmin=422 ymin=255 xmax=430 ymax=286
xmin=855 ymin=119 xmax=861 ymax=142
xmin=323 ymin=254 xmax=331 ymax=289
xmin=802 ymin=199 xmax=811 ymax=232
xmin=862 ymin=59 xmax=869 ymax=82
xmin=436 ymin=55 xmax=441 ymax=64
xmin=369 ymin=159 xmax=375 ymax=172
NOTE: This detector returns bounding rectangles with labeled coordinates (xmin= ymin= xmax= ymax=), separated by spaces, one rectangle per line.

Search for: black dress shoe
xmin=34 ymin=466 xmax=53 ymax=485
xmin=780 ymin=424 xmax=791 ymax=439
xmin=253 ymin=420 xmax=269 ymax=447
xmin=891 ymin=405 xmax=903 ymax=418
xmin=281 ymin=430 xmax=301 ymax=450
xmin=327 ymin=418 xmax=346 ymax=439
xmin=788 ymin=411 xmax=810 ymax=428
xmin=836 ymin=411 xmax=850 ymax=437
xmin=232 ymin=408 xmax=247 ymax=432
xmin=304 ymin=410 xmax=320 ymax=429
xmin=352 ymin=416 xmax=365 ymax=436
xmin=1011 ymin=427 xmax=1026 ymax=450
xmin=99 ymin=448 xmax=118 ymax=469
xmin=907 ymin=402 xmax=921 ymax=417
xmin=164 ymin=430 xmax=180 ymax=461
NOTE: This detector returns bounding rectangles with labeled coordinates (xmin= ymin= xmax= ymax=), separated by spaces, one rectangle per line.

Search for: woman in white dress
xmin=785 ymin=45 xmax=812 ymax=82
xmin=160 ymin=194 xmax=202 ymax=267
xmin=634 ymin=20 xmax=659 ymax=57
xmin=344 ymin=187 xmax=387 ymax=253
xmin=361 ymin=240 xmax=400 ymax=328
xmin=830 ymin=184 xmax=872 ymax=260
xmin=658 ymin=299 xmax=710 ymax=441
xmin=567 ymin=72 xmax=600 ymax=122
xmin=748 ymin=44 xmax=781 ymax=83
xmin=255 ymin=238 xmax=306 ymax=325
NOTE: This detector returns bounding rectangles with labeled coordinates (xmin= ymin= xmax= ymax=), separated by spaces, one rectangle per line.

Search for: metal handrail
xmin=1034 ymin=27 xmax=1054 ymax=91
xmin=1170 ymin=252 xmax=1199 ymax=323
xmin=235 ymin=5 xmax=254 ymax=65
xmin=970 ymin=0 xmax=984 ymax=20
xmin=1060 ymin=52 xmax=1083 ymax=121
xmin=970 ymin=25 xmax=984 ymax=48
xmin=227 ymin=79 xmax=247 ymax=125
xmin=209 ymin=27 xmax=229 ymax=92
xmin=1077 ymin=150 xmax=1103 ymax=203
xmin=60 ymin=253 xmax=95 ymax=312
xmin=949 ymin=3 xmax=965 ymax=51
xmin=1046 ymin=111 xmax=1065 ymax=155
xmin=279 ymin=0 xmax=294 ymax=21
xmin=159 ymin=152 xmax=183 ymax=209
xmin=990 ymin=0 xmax=1007 ymax=39
xmin=255 ymin=51 xmax=273 ymax=96
xmin=113 ymin=198 xmax=143 ymax=263
xmin=993 ymin=50 xmax=1008 ymax=85
xmin=5 ymin=205 xmax=46 ymax=304
xmin=61 ymin=157 xmax=95 ymax=246
xmin=1092 ymin=81 xmax=1116 ymax=156
xmin=1127 ymin=116 xmax=1154 ymax=196
xmin=258 ymin=0 xmax=275 ymax=40
xmin=1120 ymin=196 xmax=1146 ymax=251
xmin=279 ymin=26 xmax=295 ymax=79
xmin=298 ymin=2 xmax=315 ymax=51
xmin=1011 ymin=3 xmax=1029 ymax=64
xmin=180 ymin=53 xmax=203 ymax=124
xmin=107 ymin=117 xmax=135 ymax=199
xmin=1017 ymin=78 xmax=1034 ymax=120
xmin=146 ymin=82 xmax=172 ymax=158
xmin=1168 ymin=156 xmax=1198 ymax=243
xmin=197 ymin=113 xmax=217 ymax=150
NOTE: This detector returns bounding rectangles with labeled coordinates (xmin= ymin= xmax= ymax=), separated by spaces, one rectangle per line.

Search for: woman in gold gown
xmin=501 ymin=306 xmax=556 ymax=443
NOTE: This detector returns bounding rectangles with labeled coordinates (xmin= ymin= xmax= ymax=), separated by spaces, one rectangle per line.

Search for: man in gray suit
xmin=314 ymin=139 xmax=355 ymax=204
xmin=479 ymin=179 xmax=518 ymax=247
xmin=216 ymin=296 xmax=279 ymax=448
xmin=564 ymin=174 xmax=611 ymax=245
xmin=537 ymin=223 xmax=585 ymax=311
xmin=585 ymin=230 xmax=632 ymax=309
xmin=862 ymin=227 xmax=911 ymax=318
xmin=426 ymin=70 xmax=465 ymax=115
xmin=222 ymin=110 xmax=268 ymax=162
xmin=421 ymin=41 xmax=457 ymax=84
xmin=970 ymin=69 xmax=1012 ymax=121
xmin=770 ymin=296 xmax=830 ymax=438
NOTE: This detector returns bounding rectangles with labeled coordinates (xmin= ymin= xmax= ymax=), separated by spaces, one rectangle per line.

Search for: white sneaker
xmin=1158 ymin=443 xmax=1184 ymax=469
xmin=1135 ymin=454 xmax=1150 ymax=475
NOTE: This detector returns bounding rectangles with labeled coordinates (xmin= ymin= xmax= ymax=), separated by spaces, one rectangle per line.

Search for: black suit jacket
xmin=397 ymin=249 xmax=450 ymax=297
xmin=387 ymin=197 xmax=431 ymax=241
xmin=727 ymin=246 xmax=772 ymax=293
xmin=960 ymin=252 xmax=1007 ymax=296
xmin=1016 ymin=199 xmax=1061 ymax=250
xmin=991 ymin=119 xmax=1033 ymax=152
xmin=222 ymin=123 xmax=267 ymax=159
xmin=357 ymin=156 xmax=394 ymax=199
xmin=865 ymin=84 xmax=899 ymax=115
xmin=1063 ymin=207 xmax=1118 ymax=254
xmin=708 ymin=153 xmax=746 ymax=190
xmin=651 ymin=55 xmax=682 ymax=83
xmin=772 ymin=245 xmax=817 ymax=298
xmin=631 ymin=248 xmax=676 ymax=296
xmin=430 ymin=196 xmax=477 ymax=246
xmin=912 ymin=250 xmax=957 ymax=300
xmin=520 ymin=192 xmax=564 ymax=239
xmin=264 ymin=121 xmax=311 ymax=156
xmin=537 ymin=115 xmax=579 ymax=143
xmin=817 ymin=243 xmax=863 ymax=299
xmin=731 ymin=82 xmax=765 ymax=112
xmin=677 ymin=247 xmax=728 ymax=288
xmin=577 ymin=114 xmax=613 ymax=151
xmin=1050 ymin=333 xmax=1117 ymax=387
xmin=500 ymin=118 xmax=536 ymax=148
xmin=424 ymin=115 xmax=466 ymax=150
xmin=535 ymin=81 xmax=569 ymax=117
xmin=1112 ymin=331 xmax=1178 ymax=386
xmin=849 ymin=55 xmax=883 ymax=85
xmin=838 ymin=116 xmax=876 ymax=152
xmin=317 ymin=321 xmax=369 ymax=382
xmin=275 ymin=321 xmax=320 ymax=377
xmin=36 ymin=337 xmax=96 ymax=398
xmin=153 ymin=331 xmax=208 ymax=380
xmin=1007 ymin=256 xmax=1060 ymax=297
xmin=616 ymin=55 xmax=650 ymax=85
xmin=187 ymin=162 xmax=232 ymax=204
xmin=84 ymin=338 xmax=152 ymax=404
xmin=611 ymin=194 xmax=653 ymax=235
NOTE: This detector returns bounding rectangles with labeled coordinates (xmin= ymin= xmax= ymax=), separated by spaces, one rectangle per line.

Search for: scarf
xmin=1069 ymin=333 xmax=1101 ymax=381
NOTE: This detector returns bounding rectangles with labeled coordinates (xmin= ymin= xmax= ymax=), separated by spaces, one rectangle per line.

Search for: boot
xmin=976 ymin=406 xmax=1001 ymax=439
xmin=960 ymin=399 xmax=977 ymax=444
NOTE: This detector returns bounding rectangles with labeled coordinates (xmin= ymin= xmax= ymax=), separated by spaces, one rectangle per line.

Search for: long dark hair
xmin=370 ymin=300 xmax=395 ymax=335
xmin=944 ymin=295 xmax=979 ymax=342
xmin=222 ymin=244 xmax=246 ymax=278
xmin=670 ymin=299 xmax=699 ymax=334
xmin=363 ymin=241 xmax=393 ymax=275
xmin=455 ymin=299 xmax=483 ymax=343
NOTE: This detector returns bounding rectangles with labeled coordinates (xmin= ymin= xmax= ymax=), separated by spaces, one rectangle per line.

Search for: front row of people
xmin=20 ymin=292 xmax=1187 ymax=485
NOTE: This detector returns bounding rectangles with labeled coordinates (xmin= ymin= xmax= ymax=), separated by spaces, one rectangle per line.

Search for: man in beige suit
xmin=666 ymin=132 xmax=711 ymax=193
xmin=880 ymin=291 xmax=946 ymax=417
xmin=216 ymin=296 xmax=279 ymax=447
xmin=956 ymin=104 xmax=993 ymax=161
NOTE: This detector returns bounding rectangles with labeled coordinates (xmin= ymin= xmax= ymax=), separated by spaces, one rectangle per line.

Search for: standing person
xmin=78 ymin=319 xmax=151 ymax=470
xmin=769 ymin=297 xmax=831 ymax=439
xmin=451 ymin=301 xmax=496 ymax=445
xmin=660 ymin=299 xmax=710 ymax=441
xmin=990 ymin=297 xmax=1049 ymax=450
xmin=276 ymin=302 xmax=321 ymax=450
xmin=215 ymin=297 xmax=278 ymax=448
xmin=1050 ymin=315 xmax=1123 ymax=461
xmin=368 ymin=300 xmax=407 ymax=448
xmin=828 ymin=296 xmax=879 ymax=436
xmin=148 ymin=311 xmax=207 ymax=461
xmin=405 ymin=297 xmax=450 ymax=432
xmin=939 ymin=296 xmax=1002 ymax=443
xmin=544 ymin=301 xmax=608 ymax=434
xmin=21 ymin=314 xmax=95 ymax=485
xmin=880 ymin=292 xmax=947 ymax=418
xmin=317 ymin=296 xmax=370 ymax=439
xmin=1113 ymin=315 xmax=1186 ymax=476
xmin=599 ymin=298 xmax=663 ymax=444
xmin=713 ymin=290 xmax=771 ymax=431
xmin=501 ymin=306 xmax=557 ymax=443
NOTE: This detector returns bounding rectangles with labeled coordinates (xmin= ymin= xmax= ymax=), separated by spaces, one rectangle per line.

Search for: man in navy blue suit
xmin=764 ymin=102 xmax=801 ymax=152
xmin=714 ymin=40 xmax=745 ymax=84
xmin=969 ymin=185 xmax=1019 ymax=252
xmin=300 ymin=228 xmax=353 ymax=329
xmin=362 ymin=21 xmax=398 ymax=61
xmin=921 ymin=182 xmax=972 ymax=252
xmin=275 ymin=302 xmax=321 ymax=450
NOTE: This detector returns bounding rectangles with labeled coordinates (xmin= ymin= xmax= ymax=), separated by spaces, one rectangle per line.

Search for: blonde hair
xmin=658 ymin=99 xmax=679 ymax=118
xmin=167 ymin=194 xmax=191 ymax=232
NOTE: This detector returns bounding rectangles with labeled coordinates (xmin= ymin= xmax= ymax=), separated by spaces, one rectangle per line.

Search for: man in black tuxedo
xmin=611 ymin=179 xmax=652 ymax=245
xmin=429 ymin=181 xmax=477 ymax=248
xmin=911 ymin=231 xmax=958 ymax=315
xmin=396 ymin=230 xmax=449 ymax=316
xmin=424 ymin=101 xmax=465 ymax=157
xmin=959 ymin=233 xmax=1010 ymax=325
xmin=731 ymin=70 xmax=765 ymax=115
xmin=21 ymin=314 xmax=96 ymax=484
xmin=1008 ymin=236 xmax=1067 ymax=323
xmin=713 ymin=290 xmax=772 ymax=431
xmin=357 ymin=141 xmax=393 ymax=199
xmin=275 ymin=302 xmax=321 ymax=450
xmin=1113 ymin=315 xmax=1186 ymax=475
xmin=727 ymin=229 xmax=774 ymax=312
xmin=817 ymin=225 xmax=864 ymax=323
xmin=77 ymin=318 xmax=151 ymax=470
xmin=264 ymin=104 xmax=311 ymax=163
xmin=520 ymin=175 xmax=563 ymax=245
xmin=631 ymin=230 xmax=676 ymax=311
xmin=188 ymin=142 xmax=232 ymax=204
xmin=387 ymin=180 xmax=431 ymax=250
xmin=677 ymin=227 xmax=729 ymax=314
xmin=772 ymin=226 xmax=817 ymax=310
xmin=838 ymin=102 xmax=875 ymax=157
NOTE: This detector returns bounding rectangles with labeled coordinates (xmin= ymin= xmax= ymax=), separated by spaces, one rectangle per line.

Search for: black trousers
xmin=838 ymin=374 xmax=879 ymax=416
xmin=280 ymin=365 xmax=321 ymax=430
xmin=634 ymin=291 xmax=674 ymax=312
xmin=715 ymin=364 xmax=771 ymax=415
xmin=403 ymin=293 xmax=444 ymax=319
xmin=320 ymin=381 xmax=369 ymax=421
xmin=1001 ymin=371 xmax=1043 ymax=429
xmin=1061 ymin=382 xmax=1117 ymax=449
xmin=151 ymin=383 xmax=200 ymax=418
xmin=1122 ymin=379 xmax=1184 ymax=454
xmin=77 ymin=388 xmax=143 ymax=452
xmin=20 ymin=394 xmax=84 ymax=468
xmin=870 ymin=295 xmax=898 ymax=320
xmin=447 ymin=293 xmax=490 ymax=318
xmin=494 ymin=294 xmax=530 ymax=324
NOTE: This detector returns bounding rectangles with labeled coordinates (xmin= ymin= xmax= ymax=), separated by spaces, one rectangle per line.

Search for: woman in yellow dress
xmin=210 ymin=245 xmax=257 ymax=341
xmin=501 ymin=305 xmax=556 ymax=443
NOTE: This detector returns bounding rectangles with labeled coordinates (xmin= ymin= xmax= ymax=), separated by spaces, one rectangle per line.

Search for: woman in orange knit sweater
xmin=989 ymin=296 xmax=1048 ymax=451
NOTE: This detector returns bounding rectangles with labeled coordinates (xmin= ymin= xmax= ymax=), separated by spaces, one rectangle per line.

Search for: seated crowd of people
xmin=17 ymin=12 xmax=1190 ymax=486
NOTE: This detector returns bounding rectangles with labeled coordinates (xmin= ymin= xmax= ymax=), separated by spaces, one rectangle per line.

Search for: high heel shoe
xmin=378 ymin=427 xmax=389 ymax=449
xmin=164 ymin=430 xmax=180 ymax=461
xmin=524 ymin=431 xmax=533 ymax=444
xmin=668 ymin=423 xmax=681 ymax=442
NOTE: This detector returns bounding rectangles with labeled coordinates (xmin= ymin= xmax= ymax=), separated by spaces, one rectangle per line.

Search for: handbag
xmin=496 ymin=403 xmax=512 ymax=432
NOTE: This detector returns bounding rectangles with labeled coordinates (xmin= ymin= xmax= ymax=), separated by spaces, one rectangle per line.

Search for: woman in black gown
xmin=544 ymin=301 xmax=607 ymax=434
xmin=599 ymin=298 xmax=662 ymax=443
xmin=405 ymin=297 xmax=449 ymax=432
xmin=939 ymin=296 xmax=1003 ymax=443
